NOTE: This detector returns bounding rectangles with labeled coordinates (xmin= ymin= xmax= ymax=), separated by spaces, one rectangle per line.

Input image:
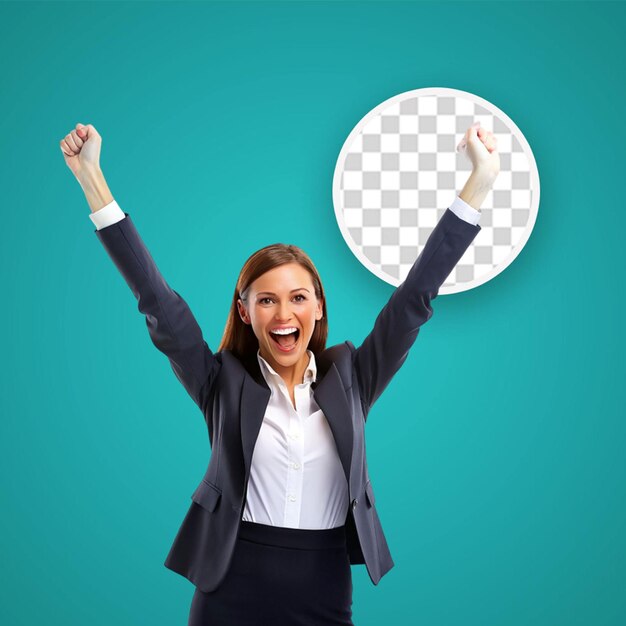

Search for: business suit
xmin=93 ymin=200 xmax=481 ymax=594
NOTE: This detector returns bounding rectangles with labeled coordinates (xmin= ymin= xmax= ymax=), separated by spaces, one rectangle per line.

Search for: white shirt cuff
xmin=448 ymin=195 xmax=481 ymax=226
xmin=89 ymin=199 xmax=126 ymax=230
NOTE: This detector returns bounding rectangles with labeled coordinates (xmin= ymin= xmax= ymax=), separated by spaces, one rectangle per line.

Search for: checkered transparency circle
xmin=332 ymin=87 xmax=540 ymax=294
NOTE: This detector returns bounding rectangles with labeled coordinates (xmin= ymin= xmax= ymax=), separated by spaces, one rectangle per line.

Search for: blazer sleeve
xmin=347 ymin=206 xmax=481 ymax=420
xmin=94 ymin=212 xmax=221 ymax=413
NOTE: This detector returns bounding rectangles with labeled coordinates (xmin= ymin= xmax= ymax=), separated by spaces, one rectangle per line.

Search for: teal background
xmin=1 ymin=1 xmax=624 ymax=624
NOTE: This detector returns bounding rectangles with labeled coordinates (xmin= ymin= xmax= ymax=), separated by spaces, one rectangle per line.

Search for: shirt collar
xmin=256 ymin=348 xmax=317 ymax=384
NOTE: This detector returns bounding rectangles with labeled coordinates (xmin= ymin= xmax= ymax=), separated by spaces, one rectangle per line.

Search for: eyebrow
xmin=256 ymin=288 xmax=310 ymax=296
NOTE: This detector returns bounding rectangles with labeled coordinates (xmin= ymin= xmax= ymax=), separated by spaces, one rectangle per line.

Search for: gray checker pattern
xmin=332 ymin=88 xmax=539 ymax=294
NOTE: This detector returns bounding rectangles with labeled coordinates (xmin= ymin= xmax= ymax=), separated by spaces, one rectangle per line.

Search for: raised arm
xmin=60 ymin=123 xmax=221 ymax=414
xmin=348 ymin=124 xmax=500 ymax=421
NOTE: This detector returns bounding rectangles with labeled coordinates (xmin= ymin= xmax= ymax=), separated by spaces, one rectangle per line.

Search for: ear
xmin=237 ymin=298 xmax=250 ymax=324
xmin=315 ymin=299 xmax=324 ymax=321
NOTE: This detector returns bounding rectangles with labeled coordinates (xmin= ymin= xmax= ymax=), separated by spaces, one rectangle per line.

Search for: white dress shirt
xmin=241 ymin=348 xmax=350 ymax=529
xmin=90 ymin=196 xmax=480 ymax=529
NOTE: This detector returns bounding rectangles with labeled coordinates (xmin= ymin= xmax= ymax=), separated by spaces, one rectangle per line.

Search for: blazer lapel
xmin=240 ymin=353 xmax=354 ymax=485
xmin=312 ymin=363 xmax=353 ymax=484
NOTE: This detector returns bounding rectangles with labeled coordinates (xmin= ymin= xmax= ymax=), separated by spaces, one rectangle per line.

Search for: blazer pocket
xmin=191 ymin=479 xmax=222 ymax=512
xmin=364 ymin=479 xmax=376 ymax=508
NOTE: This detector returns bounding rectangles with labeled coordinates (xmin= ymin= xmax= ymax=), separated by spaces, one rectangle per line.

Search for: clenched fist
xmin=59 ymin=123 xmax=102 ymax=181
xmin=458 ymin=122 xmax=500 ymax=179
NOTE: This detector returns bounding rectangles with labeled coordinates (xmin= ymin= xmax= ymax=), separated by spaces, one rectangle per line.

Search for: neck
xmin=259 ymin=349 xmax=311 ymax=387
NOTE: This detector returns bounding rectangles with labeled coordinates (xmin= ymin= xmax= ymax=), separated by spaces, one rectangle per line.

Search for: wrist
xmin=78 ymin=167 xmax=113 ymax=213
xmin=459 ymin=170 xmax=496 ymax=211
xmin=77 ymin=164 xmax=103 ymax=187
xmin=474 ymin=166 xmax=499 ymax=187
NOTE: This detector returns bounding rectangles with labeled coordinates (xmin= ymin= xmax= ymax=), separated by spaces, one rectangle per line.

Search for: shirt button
xmin=289 ymin=495 xmax=296 ymax=502
xmin=293 ymin=462 xmax=300 ymax=469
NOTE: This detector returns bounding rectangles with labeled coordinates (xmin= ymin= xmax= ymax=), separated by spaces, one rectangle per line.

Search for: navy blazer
xmin=95 ymin=207 xmax=481 ymax=592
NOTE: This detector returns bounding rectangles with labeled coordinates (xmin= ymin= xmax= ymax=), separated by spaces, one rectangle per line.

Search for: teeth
xmin=270 ymin=327 xmax=298 ymax=335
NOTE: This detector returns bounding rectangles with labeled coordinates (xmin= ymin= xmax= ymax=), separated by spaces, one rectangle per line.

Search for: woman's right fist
xmin=60 ymin=123 xmax=102 ymax=181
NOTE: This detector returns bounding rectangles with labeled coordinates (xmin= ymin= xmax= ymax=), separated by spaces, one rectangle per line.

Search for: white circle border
xmin=332 ymin=86 xmax=540 ymax=295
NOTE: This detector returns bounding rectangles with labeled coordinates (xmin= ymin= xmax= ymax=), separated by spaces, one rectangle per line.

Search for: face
xmin=237 ymin=263 xmax=323 ymax=376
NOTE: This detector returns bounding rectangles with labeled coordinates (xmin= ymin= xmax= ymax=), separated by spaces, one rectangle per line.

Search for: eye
xmin=259 ymin=294 xmax=307 ymax=305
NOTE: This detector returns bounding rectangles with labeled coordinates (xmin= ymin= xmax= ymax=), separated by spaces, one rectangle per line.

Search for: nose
xmin=276 ymin=300 xmax=293 ymax=322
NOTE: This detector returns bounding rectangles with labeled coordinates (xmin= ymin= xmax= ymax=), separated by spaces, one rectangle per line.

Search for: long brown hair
xmin=217 ymin=243 xmax=329 ymax=371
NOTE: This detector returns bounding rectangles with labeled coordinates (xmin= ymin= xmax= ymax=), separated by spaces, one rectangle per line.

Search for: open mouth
xmin=269 ymin=328 xmax=300 ymax=352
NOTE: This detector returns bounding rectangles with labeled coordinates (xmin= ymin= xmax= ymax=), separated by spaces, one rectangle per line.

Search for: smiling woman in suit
xmin=60 ymin=122 xmax=499 ymax=626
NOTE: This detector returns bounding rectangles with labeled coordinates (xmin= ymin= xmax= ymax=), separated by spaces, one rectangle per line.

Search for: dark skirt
xmin=188 ymin=520 xmax=354 ymax=626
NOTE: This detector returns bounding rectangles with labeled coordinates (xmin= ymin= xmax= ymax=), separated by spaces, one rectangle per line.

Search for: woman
xmin=60 ymin=122 xmax=499 ymax=625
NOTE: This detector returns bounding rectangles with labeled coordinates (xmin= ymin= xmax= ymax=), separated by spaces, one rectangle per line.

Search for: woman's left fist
xmin=458 ymin=122 xmax=500 ymax=179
